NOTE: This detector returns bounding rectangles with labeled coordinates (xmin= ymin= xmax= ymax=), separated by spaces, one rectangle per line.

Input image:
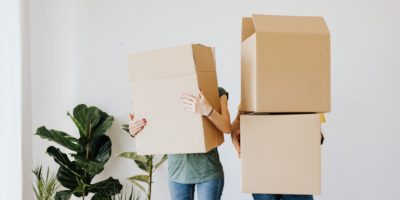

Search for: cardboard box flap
xmin=192 ymin=44 xmax=216 ymax=72
xmin=128 ymin=44 xmax=197 ymax=82
xmin=242 ymin=17 xmax=256 ymax=42
xmin=251 ymin=14 xmax=330 ymax=35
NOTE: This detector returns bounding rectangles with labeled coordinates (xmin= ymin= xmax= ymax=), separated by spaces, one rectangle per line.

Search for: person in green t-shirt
xmin=129 ymin=87 xmax=231 ymax=200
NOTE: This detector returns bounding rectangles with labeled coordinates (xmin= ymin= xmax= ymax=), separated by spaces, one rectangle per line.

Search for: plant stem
xmin=82 ymin=124 xmax=92 ymax=199
xmin=148 ymin=159 xmax=153 ymax=200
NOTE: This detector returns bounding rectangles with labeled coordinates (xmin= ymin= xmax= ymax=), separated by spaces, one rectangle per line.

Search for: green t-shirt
xmin=168 ymin=87 xmax=228 ymax=184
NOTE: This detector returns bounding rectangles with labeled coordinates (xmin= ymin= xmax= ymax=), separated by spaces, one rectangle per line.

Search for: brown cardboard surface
xmin=241 ymin=114 xmax=321 ymax=194
xmin=128 ymin=44 xmax=223 ymax=155
xmin=241 ymin=34 xmax=257 ymax=112
xmin=241 ymin=14 xmax=331 ymax=113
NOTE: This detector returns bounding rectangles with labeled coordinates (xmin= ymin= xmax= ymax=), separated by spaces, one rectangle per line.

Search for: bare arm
xmin=231 ymin=109 xmax=243 ymax=157
xmin=231 ymin=110 xmax=241 ymax=133
xmin=208 ymin=95 xmax=232 ymax=134
xmin=231 ymin=109 xmax=254 ymax=157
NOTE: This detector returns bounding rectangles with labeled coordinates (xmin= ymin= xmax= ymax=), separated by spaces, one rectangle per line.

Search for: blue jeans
xmin=169 ymin=178 xmax=224 ymax=200
xmin=252 ymin=194 xmax=313 ymax=200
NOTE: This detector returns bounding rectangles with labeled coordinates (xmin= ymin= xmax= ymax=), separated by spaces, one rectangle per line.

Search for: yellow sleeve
xmin=320 ymin=113 xmax=326 ymax=123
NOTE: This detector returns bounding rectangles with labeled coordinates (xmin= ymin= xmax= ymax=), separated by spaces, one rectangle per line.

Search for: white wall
xmin=0 ymin=0 xmax=25 ymax=199
xmin=29 ymin=0 xmax=400 ymax=199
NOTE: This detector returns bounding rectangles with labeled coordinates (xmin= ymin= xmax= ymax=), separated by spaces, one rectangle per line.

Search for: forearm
xmin=230 ymin=111 xmax=241 ymax=157
xmin=231 ymin=120 xmax=240 ymax=135
xmin=231 ymin=111 xmax=241 ymax=133
xmin=208 ymin=108 xmax=232 ymax=133
xmin=207 ymin=96 xmax=232 ymax=133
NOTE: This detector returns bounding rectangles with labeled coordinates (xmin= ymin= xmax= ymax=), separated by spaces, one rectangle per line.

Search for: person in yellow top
xmin=231 ymin=104 xmax=326 ymax=200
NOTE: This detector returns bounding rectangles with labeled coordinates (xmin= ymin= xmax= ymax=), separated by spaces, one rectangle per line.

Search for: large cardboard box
xmin=128 ymin=44 xmax=224 ymax=155
xmin=241 ymin=14 xmax=331 ymax=113
xmin=241 ymin=114 xmax=321 ymax=194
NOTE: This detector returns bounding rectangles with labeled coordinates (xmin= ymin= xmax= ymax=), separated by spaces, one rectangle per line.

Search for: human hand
xmin=128 ymin=113 xmax=146 ymax=137
xmin=231 ymin=130 xmax=241 ymax=158
xmin=181 ymin=90 xmax=213 ymax=116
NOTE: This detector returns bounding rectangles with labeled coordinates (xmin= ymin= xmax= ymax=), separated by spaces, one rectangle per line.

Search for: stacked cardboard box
xmin=240 ymin=14 xmax=330 ymax=195
xmin=127 ymin=44 xmax=224 ymax=155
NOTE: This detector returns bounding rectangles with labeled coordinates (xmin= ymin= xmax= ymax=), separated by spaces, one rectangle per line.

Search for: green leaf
xmin=92 ymin=193 xmax=111 ymax=200
xmin=88 ymin=177 xmax=123 ymax=196
xmin=118 ymin=152 xmax=147 ymax=163
xmin=74 ymin=156 xmax=104 ymax=175
xmin=32 ymin=165 xmax=59 ymax=200
xmin=72 ymin=184 xmax=87 ymax=197
xmin=135 ymin=161 xmax=149 ymax=173
xmin=90 ymin=135 xmax=112 ymax=164
xmin=122 ymin=124 xmax=129 ymax=133
xmin=127 ymin=175 xmax=149 ymax=184
xmin=33 ymin=187 xmax=39 ymax=200
xmin=129 ymin=180 xmax=146 ymax=194
xmin=47 ymin=147 xmax=81 ymax=177
xmin=46 ymin=146 xmax=83 ymax=191
xmin=71 ymin=104 xmax=114 ymax=140
xmin=67 ymin=112 xmax=85 ymax=138
xmin=36 ymin=126 xmax=79 ymax=152
xmin=73 ymin=104 xmax=101 ymax=138
xmin=118 ymin=152 xmax=149 ymax=172
xmin=71 ymin=104 xmax=90 ymax=138
xmin=56 ymin=166 xmax=80 ymax=190
xmin=92 ymin=111 xmax=114 ymax=138
xmin=55 ymin=190 xmax=72 ymax=200
xmin=154 ymin=154 xmax=167 ymax=171
xmin=127 ymin=186 xmax=135 ymax=200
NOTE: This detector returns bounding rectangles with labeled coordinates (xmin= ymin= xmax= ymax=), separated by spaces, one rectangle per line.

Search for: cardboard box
xmin=241 ymin=114 xmax=321 ymax=194
xmin=128 ymin=44 xmax=224 ymax=155
xmin=241 ymin=14 xmax=331 ymax=113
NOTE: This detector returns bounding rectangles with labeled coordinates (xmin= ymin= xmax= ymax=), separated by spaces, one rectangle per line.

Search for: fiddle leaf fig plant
xmin=36 ymin=104 xmax=122 ymax=200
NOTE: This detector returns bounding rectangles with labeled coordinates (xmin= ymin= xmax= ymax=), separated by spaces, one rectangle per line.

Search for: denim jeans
xmin=169 ymin=178 xmax=224 ymax=200
xmin=252 ymin=194 xmax=314 ymax=200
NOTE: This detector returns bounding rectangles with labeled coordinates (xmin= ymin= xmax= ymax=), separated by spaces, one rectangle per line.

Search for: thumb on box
xmin=198 ymin=88 xmax=205 ymax=99
xmin=129 ymin=113 xmax=134 ymax=121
